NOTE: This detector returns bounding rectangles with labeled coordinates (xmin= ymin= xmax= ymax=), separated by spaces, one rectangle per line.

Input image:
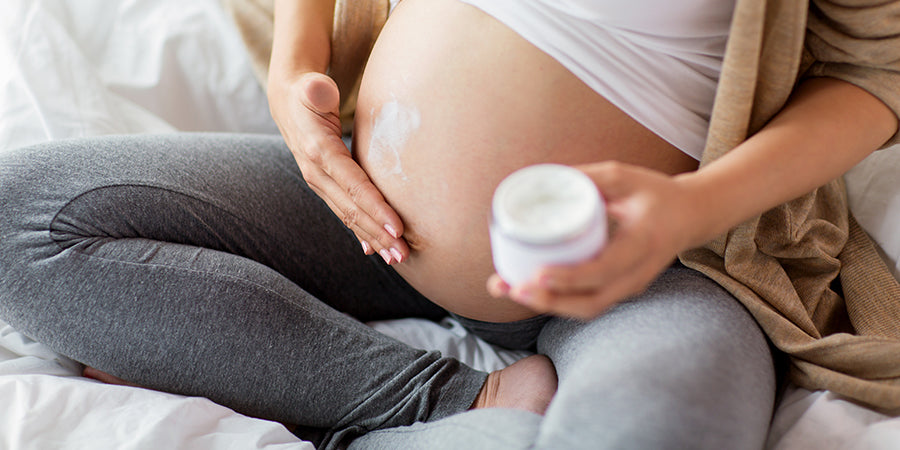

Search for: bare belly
xmin=353 ymin=0 xmax=698 ymax=322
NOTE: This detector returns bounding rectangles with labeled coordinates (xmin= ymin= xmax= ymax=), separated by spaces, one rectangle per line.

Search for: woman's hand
xmin=487 ymin=162 xmax=705 ymax=320
xmin=269 ymin=72 xmax=408 ymax=264
xmin=485 ymin=78 xmax=899 ymax=320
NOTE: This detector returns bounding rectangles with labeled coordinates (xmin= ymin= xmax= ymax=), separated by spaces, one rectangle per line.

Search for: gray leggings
xmin=0 ymin=133 xmax=775 ymax=449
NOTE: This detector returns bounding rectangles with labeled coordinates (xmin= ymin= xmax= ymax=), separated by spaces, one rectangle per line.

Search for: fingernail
xmin=390 ymin=247 xmax=403 ymax=263
xmin=538 ymin=274 xmax=553 ymax=288
xmin=379 ymin=249 xmax=393 ymax=265
xmin=384 ymin=224 xmax=399 ymax=239
xmin=512 ymin=288 xmax=533 ymax=304
xmin=361 ymin=241 xmax=371 ymax=254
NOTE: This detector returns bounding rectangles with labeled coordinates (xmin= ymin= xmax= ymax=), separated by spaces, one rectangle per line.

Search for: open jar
xmin=489 ymin=164 xmax=607 ymax=287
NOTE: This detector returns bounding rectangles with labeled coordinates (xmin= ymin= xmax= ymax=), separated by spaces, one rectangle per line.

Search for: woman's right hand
xmin=268 ymin=72 xmax=409 ymax=264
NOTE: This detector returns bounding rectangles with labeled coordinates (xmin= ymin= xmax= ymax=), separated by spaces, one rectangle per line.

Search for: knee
xmin=536 ymin=329 xmax=775 ymax=450
xmin=0 ymin=141 xmax=78 ymax=302
xmin=534 ymin=269 xmax=776 ymax=449
xmin=0 ymin=140 xmax=78 ymax=228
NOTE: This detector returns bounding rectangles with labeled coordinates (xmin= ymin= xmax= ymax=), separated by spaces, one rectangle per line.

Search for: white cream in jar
xmin=489 ymin=164 xmax=607 ymax=287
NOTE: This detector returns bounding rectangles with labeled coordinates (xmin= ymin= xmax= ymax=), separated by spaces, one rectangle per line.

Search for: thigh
xmin=536 ymin=264 xmax=776 ymax=450
xmin=0 ymin=133 xmax=444 ymax=321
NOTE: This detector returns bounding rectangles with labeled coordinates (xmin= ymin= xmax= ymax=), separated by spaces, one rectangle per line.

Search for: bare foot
xmin=469 ymin=354 xmax=557 ymax=415
xmin=82 ymin=366 xmax=142 ymax=388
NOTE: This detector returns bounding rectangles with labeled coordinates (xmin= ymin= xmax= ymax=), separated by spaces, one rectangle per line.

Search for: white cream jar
xmin=489 ymin=164 xmax=607 ymax=287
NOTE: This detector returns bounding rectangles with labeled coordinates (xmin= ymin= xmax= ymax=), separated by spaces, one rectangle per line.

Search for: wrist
xmin=673 ymin=77 xmax=896 ymax=251
xmin=268 ymin=68 xmax=317 ymax=96
xmin=672 ymin=170 xmax=738 ymax=249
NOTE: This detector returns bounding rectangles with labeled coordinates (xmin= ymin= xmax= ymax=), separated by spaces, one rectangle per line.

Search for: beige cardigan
xmin=222 ymin=0 xmax=900 ymax=412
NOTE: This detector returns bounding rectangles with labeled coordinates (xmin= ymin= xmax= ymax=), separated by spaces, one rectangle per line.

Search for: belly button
xmin=403 ymin=229 xmax=428 ymax=252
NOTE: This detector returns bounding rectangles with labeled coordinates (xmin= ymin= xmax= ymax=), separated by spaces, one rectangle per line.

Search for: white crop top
xmin=456 ymin=0 xmax=736 ymax=160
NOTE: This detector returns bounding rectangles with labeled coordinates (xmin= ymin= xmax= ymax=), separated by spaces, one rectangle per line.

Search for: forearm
xmin=678 ymin=77 xmax=899 ymax=247
xmin=503 ymin=77 xmax=897 ymax=318
xmin=269 ymin=0 xmax=335 ymax=87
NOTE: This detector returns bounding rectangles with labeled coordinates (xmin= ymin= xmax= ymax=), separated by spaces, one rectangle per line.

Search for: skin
xmin=85 ymin=0 xmax=898 ymax=420
xmin=269 ymin=0 xmax=897 ymax=322
xmin=268 ymin=0 xmax=415 ymax=267
xmin=352 ymin=0 xmax=697 ymax=322
xmin=491 ymin=77 xmax=897 ymax=320
xmin=264 ymin=0 xmax=564 ymax=413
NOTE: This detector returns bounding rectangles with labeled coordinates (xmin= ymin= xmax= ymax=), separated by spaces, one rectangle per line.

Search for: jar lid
xmin=492 ymin=164 xmax=603 ymax=244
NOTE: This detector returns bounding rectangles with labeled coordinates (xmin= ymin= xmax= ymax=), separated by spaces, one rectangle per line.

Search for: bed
xmin=2 ymin=0 xmax=900 ymax=448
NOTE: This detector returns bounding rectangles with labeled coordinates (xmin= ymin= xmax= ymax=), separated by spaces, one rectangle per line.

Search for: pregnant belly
xmin=352 ymin=0 xmax=697 ymax=322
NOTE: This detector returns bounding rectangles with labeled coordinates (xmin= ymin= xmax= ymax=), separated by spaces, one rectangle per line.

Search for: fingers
xmin=83 ymin=366 xmax=141 ymax=388
xmin=283 ymin=73 xmax=409 ymax=264
xmin=498 ymin=211 xmax=675 ymax=319
xmin=484 ymin=161 xmax=685 ymax=319
xmin=486 ymin=274 xmax=511 ymax=297
xmin=298 ymin=143 xmax=408 ymax=263
xmin=534 ymin=217 xmax=652 ymax=293
xmin=508 ymin=253 xmax=667 ymax=320
xmin=509 ymin=285 xmax=610 ymax=320
xmin=578 ymin=160 xmax=641 ymax=200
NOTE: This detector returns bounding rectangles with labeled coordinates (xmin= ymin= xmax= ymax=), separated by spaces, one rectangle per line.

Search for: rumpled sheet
xmin=0 ymin=0 xmax=278 ymax=151
xmin=0 ymin=317 xmax=525 ymax=450
xmin=2 ymin=0 xmax=900 ymax=448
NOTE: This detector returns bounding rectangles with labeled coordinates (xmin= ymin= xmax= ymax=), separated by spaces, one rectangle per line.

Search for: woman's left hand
xmin=487 ymin=161 xmax=707 ymax=320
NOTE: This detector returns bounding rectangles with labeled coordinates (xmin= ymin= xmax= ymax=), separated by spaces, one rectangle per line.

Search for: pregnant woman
xmin=1 ymin=0 xmax=898 ymax=449
xmin=350 ymin=0 xmax=700 ymax=324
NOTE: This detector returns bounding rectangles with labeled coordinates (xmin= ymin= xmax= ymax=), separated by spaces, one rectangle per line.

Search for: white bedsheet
xmin=2 ymin=0 xmax=900 ymax=448
xmin=0 ymin=317 xmax=523 ymax=450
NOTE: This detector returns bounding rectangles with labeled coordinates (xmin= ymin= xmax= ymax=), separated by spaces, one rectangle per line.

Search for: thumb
xmin=301 ymin=73 xmax=341 ymax=117
xmin=579 ymin=161 xmax=638 ymax=201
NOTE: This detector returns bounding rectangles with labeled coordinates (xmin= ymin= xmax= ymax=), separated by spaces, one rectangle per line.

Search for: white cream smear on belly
xmin=368 ymin=98 xmax=421 ymax=182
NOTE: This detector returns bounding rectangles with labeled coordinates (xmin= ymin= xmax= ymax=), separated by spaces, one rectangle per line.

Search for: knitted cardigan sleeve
xmin=804 ymin=0 xmax=900 ymax=147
